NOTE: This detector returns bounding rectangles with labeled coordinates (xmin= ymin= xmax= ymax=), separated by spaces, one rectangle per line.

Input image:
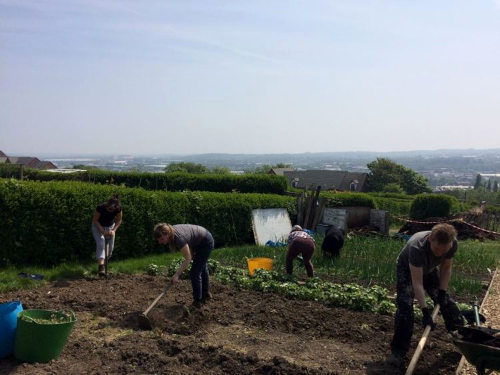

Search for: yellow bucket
xmin=247 ymin=257 xmax=273 ymax=276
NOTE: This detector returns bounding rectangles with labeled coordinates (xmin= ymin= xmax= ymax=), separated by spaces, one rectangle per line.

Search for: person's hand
xmin=108 ymin=230 xmax=115 ymax=237
xmin=170 ymin=274 xmax=179 ymax=284
xmin=422 ymin=307 xmax=436 ymax=330
xmin=438 ymin=289 xmax=448 ymax=307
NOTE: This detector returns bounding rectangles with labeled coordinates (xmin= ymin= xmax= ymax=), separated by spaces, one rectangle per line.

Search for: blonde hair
xmin=430 ymin=223 xmax=457 ymax=244
xmin=153 ymin=223 xmax=175 ymax=241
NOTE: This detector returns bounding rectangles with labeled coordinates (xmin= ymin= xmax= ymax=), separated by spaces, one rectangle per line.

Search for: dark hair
xmin=106 ymin=194 xmax=121 ymax=210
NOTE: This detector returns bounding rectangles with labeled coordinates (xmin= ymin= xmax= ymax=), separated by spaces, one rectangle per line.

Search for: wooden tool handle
xmin=405 ymin=304 xmax=440 ymax=375
xmin=143 ymin=286 xmax=169 ymax=316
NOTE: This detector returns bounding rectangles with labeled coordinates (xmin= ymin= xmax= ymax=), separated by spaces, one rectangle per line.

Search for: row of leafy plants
xmin=160 ymin=258 xmax=475 ymax=317
xmin=162 ymin=258 xmax=396 ymax=315
xmin=0 ymin=165 xmax=288 ymax=194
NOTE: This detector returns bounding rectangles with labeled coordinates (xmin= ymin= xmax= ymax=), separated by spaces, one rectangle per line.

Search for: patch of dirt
xmin=1 ymin=274 xmax=464 ymax=374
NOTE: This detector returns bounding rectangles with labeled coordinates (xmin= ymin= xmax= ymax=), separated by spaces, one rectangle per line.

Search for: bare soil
xmin=1 ymin=274 xmax=464 ymax=374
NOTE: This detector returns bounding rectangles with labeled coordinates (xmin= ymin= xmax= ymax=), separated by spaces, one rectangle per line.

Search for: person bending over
xmin=286 ymin=225 xmax=315 ymax=278
xmin=321 ymin=225 xmax=345 ymax=257
xmin=388 ymin=223 xmax=464 ymax=367
xmin=154 ymin=223 xmax=214 ymax=308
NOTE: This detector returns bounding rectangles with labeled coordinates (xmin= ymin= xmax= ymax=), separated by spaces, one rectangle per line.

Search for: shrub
xmin=409 ymin=194 xmax=459 ymax=220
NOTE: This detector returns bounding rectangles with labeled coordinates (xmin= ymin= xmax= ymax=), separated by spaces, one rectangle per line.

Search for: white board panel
xmin=251 ymin=208 xmax=292 ymax=246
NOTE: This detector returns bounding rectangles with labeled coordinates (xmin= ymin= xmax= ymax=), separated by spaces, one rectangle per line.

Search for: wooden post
xmin=306 ymin=186 xmax=321 ymax=229
xmin=303 ymin=187 xmax=315 ymax=229
xmin=19 ymin=164 xmax=24 ymax=180
xmin=311 ymin=197 xmax=327 ymax=230
xmin=296 ymin=194 xmax=303 ymax=227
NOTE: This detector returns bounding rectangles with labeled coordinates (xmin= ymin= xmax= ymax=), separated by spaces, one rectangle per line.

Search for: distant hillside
xmin=29 ymin=148 xmax=500 ymax=187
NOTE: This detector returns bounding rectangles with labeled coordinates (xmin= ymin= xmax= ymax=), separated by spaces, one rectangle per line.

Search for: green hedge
xmin=320 ymin=191 xmax=376 ymax=209
xmin=369 ymin=193 xmax=413 ymax=222
xmin=0 ymin=166 xmax=288 ymax=195
xmin=0 ymin=179 xmax=295 ymax=266
xmin=409 ymin=194 xmax=460 ymax=220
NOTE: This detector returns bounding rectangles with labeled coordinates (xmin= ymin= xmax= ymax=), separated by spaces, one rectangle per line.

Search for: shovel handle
xmin=143 ymin=286 xmax=169 ymax=316
xmin=405 ymin=304 xmax=440 ymax=375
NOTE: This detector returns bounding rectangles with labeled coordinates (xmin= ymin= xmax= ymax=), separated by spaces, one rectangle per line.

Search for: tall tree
xmin=493 ymin=180 xmax=499 ymax=193
xmin=473 ymin=174 xmax=482 ymax=190
xmin=487 ymin=179 xmax=492 ymax=191
xmin=164 ymin=162 xmax=207 ymax=174
xmin=367 ymin=158 xmax=431 ymax=195
xmin=211 ymin=166 xmax=231 ymax=174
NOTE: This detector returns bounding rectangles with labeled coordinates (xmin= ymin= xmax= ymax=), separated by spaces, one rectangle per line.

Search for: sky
xmin=1 ymin=0 xmax=500 ymax=155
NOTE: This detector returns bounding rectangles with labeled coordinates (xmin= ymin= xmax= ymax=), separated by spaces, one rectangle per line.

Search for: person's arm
xmin=170 ymin=244 xmax=192 ymax=284
xmin=92 ymin=211 xmax=106 ymax=235
xmin=109 ymin=211 xmax=122 ymax=236
xmin=439 ymin=258 xmax=453 ymax=291
xmin=409 ymin=264 xmax=427 ymax=309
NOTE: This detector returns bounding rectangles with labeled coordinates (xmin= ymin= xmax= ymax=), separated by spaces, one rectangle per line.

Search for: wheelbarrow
xmin=453 ymin=301 xmax=500 ymax=375
xmin=453 ymin=334 xmax=500 ymax=375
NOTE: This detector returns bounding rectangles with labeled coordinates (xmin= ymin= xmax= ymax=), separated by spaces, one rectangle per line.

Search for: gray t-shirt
xmin=397 ymin=231 xmax=457 ymax=275
xmin=172 ymin=224 xmax=208 ymax=252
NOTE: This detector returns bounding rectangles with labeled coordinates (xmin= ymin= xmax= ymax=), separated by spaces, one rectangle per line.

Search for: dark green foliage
xmin=369 ymin=193 xmax=413 ymax=221
xmin=367 ymin=158 xmax=432 ymax=195
xmin=0 ymin=164 xmax=27 ymax=178
xmin=164 ymin=162 xmax=207 ymax=174
xmin=321 ymin=191 xmax=376 ymax=208
xmin=0 ymin=167 xmax=287 ymax=194
xmin=474 ymin=174 xmax=482 ymax=190
xmin=211 ymin=166 xmax=231 ymax=174
xmin=0 ymin=179 xmax=295 ymax=267
xmin=409 ymin=194 xmax=460 ymax=219
xmin=382 ymin=183 xmax=405 ymax=194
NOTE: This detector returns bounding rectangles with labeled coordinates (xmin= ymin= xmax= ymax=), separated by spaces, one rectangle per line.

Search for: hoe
xmin=138 ymin=285 xmax=169 ymax=330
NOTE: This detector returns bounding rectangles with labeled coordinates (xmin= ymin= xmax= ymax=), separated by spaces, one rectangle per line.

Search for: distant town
xmin=3 ymin=149 xmax=500 ymax=190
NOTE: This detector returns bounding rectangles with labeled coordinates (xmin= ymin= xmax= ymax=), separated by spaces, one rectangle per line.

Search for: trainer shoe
xmin=387 ymin=349 xmax=405 ymax=367
xmin=191 ymin=300 xmax=202 ymax=309
xmin=201 ymin=292 xmax=213 ymax=303
xmin=98 ymin=265 xmax=105 ymax=277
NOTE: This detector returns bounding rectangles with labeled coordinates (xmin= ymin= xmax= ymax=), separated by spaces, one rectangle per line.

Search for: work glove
xmin=461 ymin=309 xmax=486 ymax=325
xmin=442 ymin=302 xmax=465 ymax=332
xmin=421 ymin=307 xmax=436 ymax=330
xmin=437 ymin=289 xmax=449 ymax=307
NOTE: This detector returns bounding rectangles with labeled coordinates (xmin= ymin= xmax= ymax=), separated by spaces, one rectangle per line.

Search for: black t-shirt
xmin=96 ymin=203 xmax=121 ymax=227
